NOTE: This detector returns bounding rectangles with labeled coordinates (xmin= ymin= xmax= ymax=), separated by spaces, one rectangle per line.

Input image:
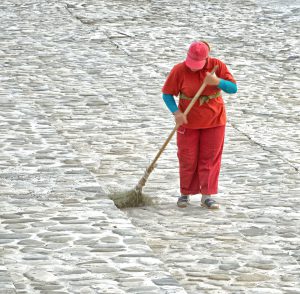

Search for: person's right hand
xmin=174 ymin=110 xmax=188 ymax=126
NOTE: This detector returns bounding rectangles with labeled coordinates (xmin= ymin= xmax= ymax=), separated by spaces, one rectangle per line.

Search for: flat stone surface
xmin=0 ymin=0 xmax=299 ymax=293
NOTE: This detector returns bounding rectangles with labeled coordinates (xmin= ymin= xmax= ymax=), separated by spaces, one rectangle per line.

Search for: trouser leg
xmin=198 ymin=126 xmax=225 ymax=195
xmin=177 ymin=127 xmax=201 ymax=195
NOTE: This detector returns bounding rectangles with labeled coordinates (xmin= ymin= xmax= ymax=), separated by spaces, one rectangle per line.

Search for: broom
xmin=110 ymin=65 xmax=218 ymax=208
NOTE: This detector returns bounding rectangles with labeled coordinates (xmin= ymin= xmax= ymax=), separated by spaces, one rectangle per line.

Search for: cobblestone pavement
xmin=0 ymin=0 xmax=299 ymax=293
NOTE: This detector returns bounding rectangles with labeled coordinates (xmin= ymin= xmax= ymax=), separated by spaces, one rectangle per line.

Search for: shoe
xmin=177 ymin=195 xmax=190 ymax=208
xmin=201 ymin=198 xmax=219 ymax=209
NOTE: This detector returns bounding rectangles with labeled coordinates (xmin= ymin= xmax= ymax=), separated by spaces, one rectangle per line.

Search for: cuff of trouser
xmin=200 ymin=189 xmax=218 ymax=195
xmin=180 ymin=188 xmax=201 ymax=195
xmin=181 ymin=189 xmax=218 ymax=195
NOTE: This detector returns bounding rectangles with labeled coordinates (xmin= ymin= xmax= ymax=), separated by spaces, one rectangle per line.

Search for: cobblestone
xmin=0 ymin=0 xmax=299 ymax=293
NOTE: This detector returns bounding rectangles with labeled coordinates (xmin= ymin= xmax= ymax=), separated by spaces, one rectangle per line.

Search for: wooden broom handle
xmin=136 ymin=65 xmax=218 ymax=190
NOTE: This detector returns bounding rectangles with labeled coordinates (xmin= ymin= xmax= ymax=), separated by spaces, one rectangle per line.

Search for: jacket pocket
xmin=177 ymin=126 xmax=186 ymax=135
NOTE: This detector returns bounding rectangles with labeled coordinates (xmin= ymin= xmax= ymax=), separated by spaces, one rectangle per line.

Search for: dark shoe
xmin=177 ymin=195 xmax=190 ymax=208
xmin=201 ymin=198 xmax=219 ymax=209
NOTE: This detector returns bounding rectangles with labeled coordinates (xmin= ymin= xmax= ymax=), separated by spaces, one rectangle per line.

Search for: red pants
xmin=177 ymin=125 xmax=225 ymax=195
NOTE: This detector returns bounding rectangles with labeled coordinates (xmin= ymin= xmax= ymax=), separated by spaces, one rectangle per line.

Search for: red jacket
xmin=162 ymin=57 xmax=236 ymax=129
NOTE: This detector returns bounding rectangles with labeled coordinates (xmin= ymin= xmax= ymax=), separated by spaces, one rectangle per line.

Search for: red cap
xmin=185 ymin=41 xmax=209 ymax=70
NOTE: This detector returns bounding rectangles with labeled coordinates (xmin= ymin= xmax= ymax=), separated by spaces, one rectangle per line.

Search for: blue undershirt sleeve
xmin=218 ymin=79 xmax=237 ymax=94
xmin=162 ymin=93 xmax=179 ymax=113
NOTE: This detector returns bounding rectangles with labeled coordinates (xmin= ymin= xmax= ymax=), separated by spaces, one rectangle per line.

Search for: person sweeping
xmin=162 ymin=41 xmax=237 ymax=209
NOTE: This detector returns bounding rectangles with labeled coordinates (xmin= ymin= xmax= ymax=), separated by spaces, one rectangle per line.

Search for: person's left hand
xmin=205 ymin=72 xmax=220 ymax=86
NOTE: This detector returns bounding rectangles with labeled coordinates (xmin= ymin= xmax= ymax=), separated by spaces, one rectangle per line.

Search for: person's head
xmin=185 ymin=41 xmax=210 ymax=71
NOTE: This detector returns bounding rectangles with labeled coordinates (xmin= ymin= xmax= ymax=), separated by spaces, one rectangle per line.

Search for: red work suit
xmin=162 ymin=57 xmax=236 ymax=195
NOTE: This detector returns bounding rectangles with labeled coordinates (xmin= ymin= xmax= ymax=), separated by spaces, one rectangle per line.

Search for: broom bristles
xmin=109 ymin=167 xmax=155 ymax=208
xmin=109 ymin=188 xmax=153 ymax=209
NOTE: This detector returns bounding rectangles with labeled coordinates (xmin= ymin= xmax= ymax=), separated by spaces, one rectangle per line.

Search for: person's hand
xmin=205 ymin=72 xmax=220 ymax=86
xmin=174 ymin=110 xmax=188 ymax=126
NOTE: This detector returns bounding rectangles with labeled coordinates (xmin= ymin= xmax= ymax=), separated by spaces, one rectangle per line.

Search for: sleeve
xmin=162 ymin=65 xmax=181 ymax=96
xmin=218 ymin=79 xmax=237 ymax=94
xmin=162 ymin=94 xmax=179 ymax=113
xmin=216 ymin=60 xmax=236 ymax=84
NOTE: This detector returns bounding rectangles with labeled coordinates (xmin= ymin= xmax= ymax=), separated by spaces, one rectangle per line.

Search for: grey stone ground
xmin=0 ymin=0 xmax=299 ymax=293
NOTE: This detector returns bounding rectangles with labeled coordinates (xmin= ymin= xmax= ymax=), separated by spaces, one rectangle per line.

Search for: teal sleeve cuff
xmin=162 ymin=93 xmax=179 ymax=113
xmin=218 ymin=79 xmax=237 ymax=94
